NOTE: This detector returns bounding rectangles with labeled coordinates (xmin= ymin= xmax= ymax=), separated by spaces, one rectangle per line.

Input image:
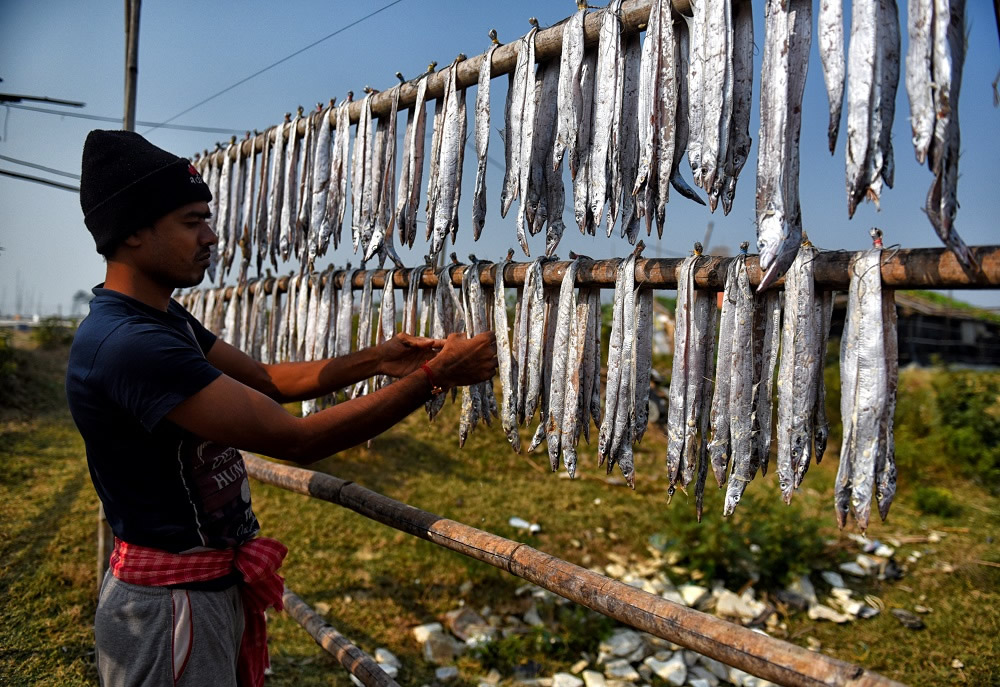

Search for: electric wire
xmin=142 ymin=0 xmax=408 ymax=135
xmin=0 ymin=154 xmax=80 ymax=179
xmin=4 ymin=103 xmax=246 ymax=135
xmin=0 ymin=168 xmax=79 ymax=192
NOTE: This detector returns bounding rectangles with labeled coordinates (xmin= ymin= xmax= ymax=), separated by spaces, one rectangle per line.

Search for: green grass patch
xmin=2 ymin=340 xmax=999 ymax=686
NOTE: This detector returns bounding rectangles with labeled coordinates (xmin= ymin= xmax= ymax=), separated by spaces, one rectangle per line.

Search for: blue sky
xmin=1 ymin=0 xmax=997 ymax=315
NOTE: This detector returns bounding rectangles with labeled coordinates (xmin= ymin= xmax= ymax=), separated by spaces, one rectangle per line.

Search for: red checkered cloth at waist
xmin=110 ymin=536 xmax=287 ymax=687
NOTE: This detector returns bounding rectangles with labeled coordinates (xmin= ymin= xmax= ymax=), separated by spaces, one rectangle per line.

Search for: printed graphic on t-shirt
xmin=179 ymin=439 xmax=259 ymax=548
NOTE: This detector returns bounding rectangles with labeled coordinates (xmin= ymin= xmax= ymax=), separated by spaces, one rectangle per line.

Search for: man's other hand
xmin=424 ymin=332 xmax=498 ymax=391
xmin=376 ymin=332 xmax=443 ymax=378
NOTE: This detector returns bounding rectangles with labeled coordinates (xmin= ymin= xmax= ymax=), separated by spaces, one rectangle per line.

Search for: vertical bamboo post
xmin=97 ymin=0 xmax=141 ymax=593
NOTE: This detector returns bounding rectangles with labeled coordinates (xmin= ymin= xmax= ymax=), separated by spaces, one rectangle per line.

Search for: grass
xmin=1 ymin=337 xmax=998 ymax=686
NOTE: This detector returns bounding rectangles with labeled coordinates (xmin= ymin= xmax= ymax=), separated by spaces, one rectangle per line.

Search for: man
xmin=67 ymin=130 xmax=497 ymax=686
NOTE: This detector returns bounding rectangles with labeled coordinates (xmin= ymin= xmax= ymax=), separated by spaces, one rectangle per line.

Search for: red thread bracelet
xmin=420 ymin=364 xmax=444 ymax=396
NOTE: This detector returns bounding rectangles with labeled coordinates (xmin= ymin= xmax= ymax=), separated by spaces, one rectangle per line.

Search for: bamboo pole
xmin=282 ymin=586 xmax=401 ymax=687
xmin=243 ymin=453 xmax=905 ymax=687
xmin=204 ymin=0 xmax=685 ymax=164
xmin=205 ymin=244 xmax=1000 ymax=302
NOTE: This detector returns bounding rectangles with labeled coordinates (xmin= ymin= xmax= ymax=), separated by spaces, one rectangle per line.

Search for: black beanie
xmin=80 ymin=130 xmax=213 ymax=255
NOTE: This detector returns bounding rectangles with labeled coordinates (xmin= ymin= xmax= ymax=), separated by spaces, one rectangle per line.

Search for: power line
xmin=5 ymin=103 xmax=246 ymax=135
xmin=143 ymin=0 xmax=408 ymax=135
xmin=0 ymin=168 xmax=79 ymax=192
xmin=0 ymin=154 xmax=80 ymax=179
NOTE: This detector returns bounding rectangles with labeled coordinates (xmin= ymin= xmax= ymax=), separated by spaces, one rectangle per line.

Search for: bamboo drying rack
xmin=205 ymin=245 xmax=1000 ymax=301
xmin=244 ymin=453 xmax=905 ymax=687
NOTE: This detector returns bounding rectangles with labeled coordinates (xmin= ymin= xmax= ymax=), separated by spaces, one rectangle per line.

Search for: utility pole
xmin=123 ymin=0 xmax=141 ymax=131
xmin=97 ymin=0 xmax=142 ymax=593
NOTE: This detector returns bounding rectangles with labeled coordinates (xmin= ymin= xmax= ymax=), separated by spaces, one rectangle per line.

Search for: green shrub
xmin=654 ymin=490 xmax=830 ymax=590
xmin=914 ymin=486 xmax=962 ymax=517
xmin=31 ymin=318 xmax=74 ymax=349
xmin=469 ymin=604 xmax=615 ymax=674
xmin=893 ymin=368 xmax=1000 ymax=493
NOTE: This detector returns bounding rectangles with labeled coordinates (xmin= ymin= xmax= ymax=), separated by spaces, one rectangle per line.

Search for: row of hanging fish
xmin=177 ymin=230 xmax=900 ymax=529
xmin=661 ymin=235 xmax=895 ymax=531
xmin=192 ymin=0 xmax=975 ymax=298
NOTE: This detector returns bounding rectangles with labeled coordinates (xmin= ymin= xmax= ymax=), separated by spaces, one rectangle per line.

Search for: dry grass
xmin=1 ymin=341 xmax=998 ymax=686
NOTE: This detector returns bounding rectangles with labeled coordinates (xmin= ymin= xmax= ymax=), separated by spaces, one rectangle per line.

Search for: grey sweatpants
xmin=95 ymin=571 xmax=245 ymax=686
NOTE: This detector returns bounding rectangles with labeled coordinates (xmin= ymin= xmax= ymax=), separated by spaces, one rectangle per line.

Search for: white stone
xmin=529 ymin=523 xmax=542 ymax=534
xmin=682 ymin=650 xmax=699 ymax=666
xmin=688 ymin=680 xmax=711 ymax=687
xmin=689 ymin=665 xmax=720 ymax=687
xmin=820 ymin=571 xmax=846 ymax=588
xmin=422 ymin=631 xmax=464 ymax=664
xmin=715 ymin=590 xmax=763 ymax=620
xmin=787 ymin=575 xmax=818 ymax=605
xmin=807 ymin=603 xmax=852 ymax=624
xmin=350 ymin=674 xmax=363 ymax=687
xmin=874 ymin=544 xmax=895 ymax=557
xmin=856 ymin=554 xmax=879 ymax=571
xmin=582 ymin=670 xmax=607 ymax=687
xmin=600 ymin=629 xmax=644 ymax=658
xmin=624 ymin=645 xmax=648 ymax=664
xmin=553 ymin=673 xmax=584 ymax=687
xmin=603 ymin=659 xmax=640 ymax=681
xmin=679 ymin=584 xmax=709 ymax=608
xmin=435 ymin=666 xmax=459 ymax=681
xmin=524 ymin=603 xmax=545 ymax=627
xmin=698 ymin=656 xmax=730 ymax=682
xmin=375 ymin=648 xmax=400 ymax=667
xmin=509 ymin=517 xmax=532 ymax=529
xmin=605 ymin=563 xmax=628 ymax=579
xmin=727 ymin=667 xmax=752 ymax=685
xmin=570 ymin=659 xmax=589 ymax=674
xmin=662 ymin=589 xmax=687 ymax=606
xmin=830 ymin=587 xmax=853 ymax=601
xmin=644 ymin=653 xmax=686 ymax=685
xmin=379 ymin=664 xmax=399 ymax=679
xmin=839 ymin=562 xmax=868 ymax=577
xmin=412 ymin=622 xmax=443 ymax=643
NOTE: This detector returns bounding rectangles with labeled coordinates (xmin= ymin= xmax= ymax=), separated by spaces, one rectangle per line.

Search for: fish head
xmin=756 ymin=214 xmax=800 ymax=293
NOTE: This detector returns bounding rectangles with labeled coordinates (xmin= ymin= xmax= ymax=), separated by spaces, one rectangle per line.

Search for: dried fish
xmin=723 ymin=247 xmax=755 ymax=516
xmin=720 ymin=0 xmax=753 ymax=216
xmin=336 ymin=266 xmax=355 ymax=358
xmin=472 ymin=43 xmax=498 ymax=241
xmin=353 ymin=270 xmax=376 ymax=398
xmin=309 ymin=102 xmax=334 ymax=262
xmin=812 ymin=290 xmax=834 ymax=461
xmin=751 ymin=290 xmax=782 ymax=475
xmin=632 ymin=287 xmax=653 ymax=443
xmin=618 ymin=32 xmax=641 ymax=243
xmin=876 ymin=283 xmax=898 ymax=521
xmin=296 ymin=109 xmax=316 ymax=263
xmin=521 ymin=257 xmax=548 ymax=424
xmin=494 ymin=251 xmax=521 ymax=452
xmin=351 ymin=93 xmax=373 ymax=255
xmin=906 ymin=0 xmax=934 ymax=165
xmin=502 ymin=27 xmax=538 ymax=223
xmin=573 ymin=50 xmax=598 ymax=236
xmin=280 ymin=109 xmax=301 ymax=262
xmin=403 ymin=76 xmax=427 ymax=249
xmin=588 ymin=0 xmax=624 ymax=234
xmin=707 ymin=256 xmax=739 ymax=488
xmin=755 ymin=0 xmax=805 ymax=291
xmin=555 ymin=6 xmax=586 ymax=174
xmin=215 ymin=140 xmax=235 ymax=284
xmin=838 ymin=233 xmax=887 ymax=531
xmin=925 ymin=0 xmax=975 ymax=268
xmin=819 ymin=0 xmax=846 ymax=152
xmin=546 ymin=258 xmax=581 ymax=470
xmin=375 ymin=269 xmax=397 ymax=390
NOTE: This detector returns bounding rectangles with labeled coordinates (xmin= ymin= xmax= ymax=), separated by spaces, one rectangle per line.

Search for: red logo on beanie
xmin=188 ymin=163 xmax=204 ymax=184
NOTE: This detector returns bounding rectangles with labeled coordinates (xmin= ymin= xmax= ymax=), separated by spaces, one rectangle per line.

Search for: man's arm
xmin=206 ymin=332 xmax=441 ymax=403
xmin=168 ymin=332 xmax=497 ymax=463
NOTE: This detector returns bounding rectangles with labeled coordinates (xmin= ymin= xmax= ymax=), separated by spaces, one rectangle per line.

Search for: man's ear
xmin=123 ymin=227 xmax=150 ymax=248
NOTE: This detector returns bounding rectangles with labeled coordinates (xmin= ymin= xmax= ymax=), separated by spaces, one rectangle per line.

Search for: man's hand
xmin=424 ymin=331 xmax=498 ymax=390
xmin=376 ymin=332 xmax=444 ymax=378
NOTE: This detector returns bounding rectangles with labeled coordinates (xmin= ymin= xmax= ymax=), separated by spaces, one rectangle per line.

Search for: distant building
xmin=831 ymin=291 xmax=1000 ymax=368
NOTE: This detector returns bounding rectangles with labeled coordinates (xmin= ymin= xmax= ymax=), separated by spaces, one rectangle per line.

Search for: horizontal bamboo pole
xmin=209 ymin=244 xmax=1000 ymax=301
xmin=244 ymin=453 xmax=904 ymax=687
xmin=282 ymin=586 xmax=401 ymax=687
xmin=205 ymin=0 xmax=688 ymax=164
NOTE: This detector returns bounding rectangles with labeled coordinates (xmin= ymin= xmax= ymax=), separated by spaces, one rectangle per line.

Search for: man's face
xmin=134 ymin=201 xmax=217 ymax=288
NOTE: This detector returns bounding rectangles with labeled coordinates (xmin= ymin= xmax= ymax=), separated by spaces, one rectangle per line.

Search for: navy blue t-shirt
xmin=66 ymin=287 xmax=259 ymax=553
